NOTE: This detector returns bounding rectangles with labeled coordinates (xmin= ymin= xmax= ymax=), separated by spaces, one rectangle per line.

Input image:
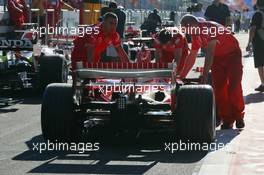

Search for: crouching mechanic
xmin=153 ymin=28 xmax=196 ymax=77
xmin=180 ymin=15 xmax=245 ymax=129
xmin=71 ymin=12 xmax=129 ymax=70
xmin=151 ymin=28 xmax=192 ymax=110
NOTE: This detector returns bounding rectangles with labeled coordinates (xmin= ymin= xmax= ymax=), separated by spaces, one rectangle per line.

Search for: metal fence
xmin=124 ymin=9 xmax=188 ymax=28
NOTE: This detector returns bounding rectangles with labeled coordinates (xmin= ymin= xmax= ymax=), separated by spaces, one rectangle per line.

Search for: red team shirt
xmin=153 ymin=30 xmax=189 ymax=73
xmin=86 ymin=23 xmax=121 ymax=62
xmin=71 ymin=23 xmax=121 ymax=69
xmin=191 ymin=21 xmax=240 ymax=57
xmin=153 ymin=31 xmax=189 ymax=63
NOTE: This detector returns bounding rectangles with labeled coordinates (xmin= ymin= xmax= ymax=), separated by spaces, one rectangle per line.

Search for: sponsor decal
xmin=0 ymin=40 xmax=33 ymax=50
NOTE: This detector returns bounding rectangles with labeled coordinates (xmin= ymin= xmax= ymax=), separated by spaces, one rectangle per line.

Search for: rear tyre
xmin=41 ymin=83 xmax=81 ymax=142
xmin=39 ymin=55 xmax=68 ymax=90
xmin=175 ymin=85 xmax=216 ymax=143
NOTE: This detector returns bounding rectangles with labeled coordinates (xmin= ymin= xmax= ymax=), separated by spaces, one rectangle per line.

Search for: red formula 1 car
xmin=41 ymin=62 xmax=216 ymax=143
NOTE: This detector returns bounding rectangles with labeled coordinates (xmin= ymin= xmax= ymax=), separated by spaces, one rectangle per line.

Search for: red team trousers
xmin=211 ymin=49 xmax=245 ymax=124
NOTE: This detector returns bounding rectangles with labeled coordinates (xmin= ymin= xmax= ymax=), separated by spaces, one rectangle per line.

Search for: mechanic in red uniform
xmin=152 ymin=28 xmax=190 ymax=111
xmin=7 ymin=0 xmax=29 ymax=29
xmin=180 ymin=15 xmax=245 ymax=129
xmin=71 ymin=12 xmax=129 ymax=70
xmin=153 ymin=28 xmax=189 ymax=75
xmin=43 ymin=0 xmax=62 ymax=27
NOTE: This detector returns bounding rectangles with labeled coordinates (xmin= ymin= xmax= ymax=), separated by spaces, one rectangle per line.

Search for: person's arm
xmin=155 ymin=48 xmax=162 ymax=63
xmin=225 ymin=5 xmax=232 ymax=27
xmin=247 ymin=26 xmax=256 ymax=51
xmin=226 ymin=16 xmax=232 ymax=27
xmin=115 ymin=45 xmax=130 ymax=62
xmin=14 ymin=0 xmax=24 ymax=9
xmin=246 ymin=12 xmax=260 ymax=51
xmin=174 ymin=48 xmax=182 ymax=65
xmin=204 ymin=6 xmax=211 ymax=20
xmin=201 ymin=40 xmax=217 ymax=84
xmin=60 ymin=0 xmax=75 ymax=10
xmin=158 ymin=16 xmax=162 ymax=24
xmin=9 ymin=0 xmax=23 ymax=12
xmin=179 ymin=50 xmax=199 ymax=78
xmin=86 ymin=44 xmax=94 ymax=62
xmin=147 ymin=13 xmax=152 ymax=21
xmin=179 ymin=35 xmax=200 ymax=78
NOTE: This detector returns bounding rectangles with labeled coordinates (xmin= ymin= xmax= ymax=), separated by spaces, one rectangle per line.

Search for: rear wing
xmin=75 ymin=63 xmax=175 ymax=79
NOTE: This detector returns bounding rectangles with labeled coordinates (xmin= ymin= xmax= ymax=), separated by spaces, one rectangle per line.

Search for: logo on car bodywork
xmin=0 ymin=40 xmax=33 ymax=50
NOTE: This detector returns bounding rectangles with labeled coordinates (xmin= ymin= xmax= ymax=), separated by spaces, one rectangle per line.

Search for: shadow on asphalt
xmin=12 ymin=128 xmax=240 ymax=174
xmin=0 ymin=89 xmax=42 ymax=109
xmin=244 ymin=92 xmax=264 ymax=104
xmin=0 ymin=108 xmax=19 ymax=113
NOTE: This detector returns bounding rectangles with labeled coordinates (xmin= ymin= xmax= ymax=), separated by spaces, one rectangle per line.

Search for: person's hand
xmin=246 ymin=45 xmax=250 ymax=52
xmin=17 ymin=4 xmax=23 ymax=9
xmin=246 ymin=43 xmax=252 ymax=52
xmin=175 ymin=72 xmax=182 ymax=80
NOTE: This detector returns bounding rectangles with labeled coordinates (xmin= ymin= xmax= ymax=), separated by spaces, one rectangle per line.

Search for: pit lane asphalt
xmin=0 ymin=33 xmax=263 ymax=175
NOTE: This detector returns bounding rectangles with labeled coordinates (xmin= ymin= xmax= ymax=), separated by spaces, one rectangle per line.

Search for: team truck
xmin=41 ymin=62 xmax=216 ymax=143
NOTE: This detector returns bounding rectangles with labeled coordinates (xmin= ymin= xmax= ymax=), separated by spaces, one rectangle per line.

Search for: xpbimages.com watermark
xmin=168 ymin=25 xmax=233 ymax=37
xmin=32 ymin=140 xmax=100 ymax=154
xmin=32 ymin=25 xmax=100 ymax=38
xmin=164 ymin=140 xmax=230 ymax=153
xmin=97 ymin=83 xmax=169 ymax=96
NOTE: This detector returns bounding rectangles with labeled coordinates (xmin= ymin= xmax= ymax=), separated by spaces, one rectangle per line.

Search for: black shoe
xmin=221 ymin=122 xmax=233 ymax=130
xmin=236 ymin=119 xmax=245 ymax=129
xmin=255 ymin=85 xmax=264 ymax=92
